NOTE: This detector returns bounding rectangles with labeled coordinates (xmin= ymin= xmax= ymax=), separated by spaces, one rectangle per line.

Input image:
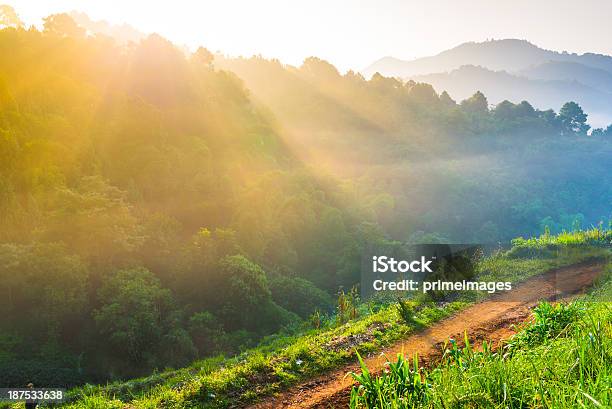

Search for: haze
xmin=8 ymin=0 xmax=612 ymax=72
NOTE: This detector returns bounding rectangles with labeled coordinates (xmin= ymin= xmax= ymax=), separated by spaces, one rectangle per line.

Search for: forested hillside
xmin=0 ymin=21 xmax=380 ymax=385
xmin=363 ymin=39 xmax=612 ymax=127
xmin=0 ymin=14 xmax=611 ymax=387
xmin=217 ymin=56 xmax=612 ymax=241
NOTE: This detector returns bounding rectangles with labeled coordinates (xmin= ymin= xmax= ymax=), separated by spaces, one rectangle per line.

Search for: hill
xmin=59 ymin=230 xmax=612 ymax=408
xmin=519 ymin=60 xmax=612 ymax=93
xmin=1 ymin=20 xmax=611 ymax=390
xmin=362 ymin=39 xmax=612 ymax=78
xmin=363 ymin=39 xmax=612 ymax=127
xmin=0 ymin=25 xmax=376 ymax=385
xmin=410 ymin=65 xmax=612 ymax=124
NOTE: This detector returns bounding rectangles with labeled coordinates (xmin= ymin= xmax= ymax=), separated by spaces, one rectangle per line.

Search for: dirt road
xmin=249 ymin=261 xmax=605 ymax=409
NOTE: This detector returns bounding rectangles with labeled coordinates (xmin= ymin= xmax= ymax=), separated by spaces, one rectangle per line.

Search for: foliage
xmin=0 ymin=24 xmax=380 ymax=383
xmin=396 ymin=298 xmax=419 ymax=326
xmin=0 ymin=243 xmax=88 ymax=342
xmin=0 ymin=5 xmax=21 ymax=28
xmin=267 ymin=273 xmax=334 ymax=318
xmin=509 ymin=226 xmax=612 ymax=258
xmin=337 ymin=287 xmax=360 ymax=325
xmin=505 ymin=302 xmax=582 ymax=351
xmin=0 ymin=14 xmax=611 ymax=388
xmin=93 ymin=267 xmax=195 ymax=373
xmin=350 ymin=352 xmax=430 ymax=408
xmin=349 ymin=274 xmax=611 ymax=409
xmin=58 ymin=235 xmax=604 ymax=407
xmin=559 ymin=101 xmax=590 ymax=135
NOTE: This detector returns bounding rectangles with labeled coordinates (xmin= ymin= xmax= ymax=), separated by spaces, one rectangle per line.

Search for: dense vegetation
xmin=0 ymin=9 xmax=611 ymax=391
xmin=349 ymin=269 xmax=611 ymax=408
xmin=217 ymin=56 xmax=612 ymax=242
xmin=37 ymin=229 xmax=607 ymax=408
xmin=0 ymin=19 xmax=379 ymax=385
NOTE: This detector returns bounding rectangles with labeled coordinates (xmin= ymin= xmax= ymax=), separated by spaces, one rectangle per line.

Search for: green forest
xmin=0 ymin=12 xmax=611 ymax=390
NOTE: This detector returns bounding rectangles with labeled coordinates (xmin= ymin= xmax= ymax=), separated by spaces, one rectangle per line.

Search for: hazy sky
xmin=7 ymin=0 xmax=612 ymax=72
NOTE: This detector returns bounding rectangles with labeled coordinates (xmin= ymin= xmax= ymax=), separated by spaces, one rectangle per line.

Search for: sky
xmin=6 ymin=0 xmax=612 ymax=72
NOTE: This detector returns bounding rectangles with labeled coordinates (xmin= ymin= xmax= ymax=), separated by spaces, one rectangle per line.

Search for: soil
xmin=248 ymin=261 xmax=605 ymax=409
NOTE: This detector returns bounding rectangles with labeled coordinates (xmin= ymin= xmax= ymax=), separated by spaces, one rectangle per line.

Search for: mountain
xmin=362 ymin=39 xmax=612 ymax=78
xmin=519 ymin=61 xmax=612 ymax=93
xmin=410 ymin=65 xmax=612 ymax=126
xmin=363 ymin=39 xmax=612 ymax=127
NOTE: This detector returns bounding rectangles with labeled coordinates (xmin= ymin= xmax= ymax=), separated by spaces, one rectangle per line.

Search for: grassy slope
xmin=9 ymin=230 xmax=609 ymax=409
xmin=349 ymin=264 xmax=612 ymax=408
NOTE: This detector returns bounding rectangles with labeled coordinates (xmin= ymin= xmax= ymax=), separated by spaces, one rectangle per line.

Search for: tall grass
xmin=508 ymin=226 xmax=612 ymax=259
xmin=349 ymin=266 xmax=612 ymax=409
xmin=56 ymin=230 xmax=610 ymax=408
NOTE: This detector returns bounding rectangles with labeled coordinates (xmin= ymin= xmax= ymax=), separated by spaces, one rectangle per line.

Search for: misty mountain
xmin=364 ymin=39 xmax=612 ymax=127
xmin=410 ymin=65 xmax=612 ymax=127
xmin=363 ymin=39 xmax=612 ymax=78
xmin=519 ymin=61 xmax=612 ymax=93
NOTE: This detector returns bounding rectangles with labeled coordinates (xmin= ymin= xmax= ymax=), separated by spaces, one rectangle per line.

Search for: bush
xmin=396 ymin=298 xmax=418 ymax=326
xmin=188 ymin=312 xmax=225 ymax=356
xmin=350 ymin=352 xmax=430 ymax=408
xmin=268 ymin=274 xmax=333 ymax=318
xmin=506 ymin=301 xmax=582 ymax=351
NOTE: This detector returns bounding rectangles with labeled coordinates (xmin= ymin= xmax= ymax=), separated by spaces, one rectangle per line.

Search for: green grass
xmin=508 ymin=226 xmax=612 ymax=259
xmin=8 ymin=229 xmax=609 ymax=409
xmin=52 ymin=302 xmax=467 ymax=408
xmin=349 ymin=264 xmax=612 ymax=409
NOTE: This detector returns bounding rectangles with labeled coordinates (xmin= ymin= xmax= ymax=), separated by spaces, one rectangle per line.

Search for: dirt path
xmin=249 ymin=261 xmax=605 ymax=409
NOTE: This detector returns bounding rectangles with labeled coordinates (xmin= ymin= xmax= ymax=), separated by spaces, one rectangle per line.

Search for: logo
xmin=372 ymin=255 xmax=434 ymax=273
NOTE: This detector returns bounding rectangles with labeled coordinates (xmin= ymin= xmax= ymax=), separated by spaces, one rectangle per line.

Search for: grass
xmin=7 ymin=229 xmax=609 ymax=408
xmin=52 ymin=301 xmax=467 ymax=408
xmin=349 ymin=264 xmax=612 ymax=409
xmin=508 ymin=226 xmax=612 ymax=259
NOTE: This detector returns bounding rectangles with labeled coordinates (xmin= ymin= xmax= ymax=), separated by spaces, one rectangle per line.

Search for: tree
xmin=591 ymin=124 xmax=612 ymax=137
xmin=268 ymin=274 xmax=333 ymax=318
xmin=216 ymin=255 xmax=296 ymax=332
xmin=193 ymin=47 xmax=214 ymax=67
xmin=43 ymin=13 xmax=85 ymax=37
xmin=94 ymin=267 xmax=178 ymax=364
xmin=558 ymin=101 xmax=590 ymax=135
xmin=515 ymin=100 xmax=536 ymax=118
xmin=300 ymin=57 xmax=340 ymax=80
xmin=408 ymin=83 xmax=439 ymax=108
xmin=0 ymin=5 xmax=22 ymax=28
xmin=460 ymin=91 xmax=489 ymax=114
xmin=188 ymin=311 xmax=225 ymax=355
xmin=0 ymin=243 xmax=88 ymax=341
xmin=538 ymin=108 xmax=561 ymax=131
xmin=493 ymin=100 xmax=516 ymax=121
xmin=42 ymin=176 xmax=141 ymax=264
xmin=218 ymin=255 xmax=271 ymax=318
xmin=439 ymin=90 xmax=456 ymax=107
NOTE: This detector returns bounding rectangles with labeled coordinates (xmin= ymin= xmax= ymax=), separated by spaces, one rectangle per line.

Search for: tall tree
xmin=94 ymin=267 xmax=184 ymax=365
xmin=461 ymin=91 xmax=489 ymax=114
xmin=0 ymin=5 xmax=22 ymax=28
xmin=559 ymin=101 xmax=590 ymax=135
xmin=43 ymin=13 xmax=85 ymax=37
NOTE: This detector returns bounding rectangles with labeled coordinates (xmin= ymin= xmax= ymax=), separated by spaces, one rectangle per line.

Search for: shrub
xmin=268 ymin=274 xmax=333 ymax=318
xmin=396 ymin=298 xmax=418 ymax=326
xmin=350 ymin=352 xmax=431 ymax=408
xmin=506 ymin=301 xmax=583 ymax=351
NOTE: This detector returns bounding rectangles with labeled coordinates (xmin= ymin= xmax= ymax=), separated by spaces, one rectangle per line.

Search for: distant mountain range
xmin=363 ymin=39 xmax=612 ymax=127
